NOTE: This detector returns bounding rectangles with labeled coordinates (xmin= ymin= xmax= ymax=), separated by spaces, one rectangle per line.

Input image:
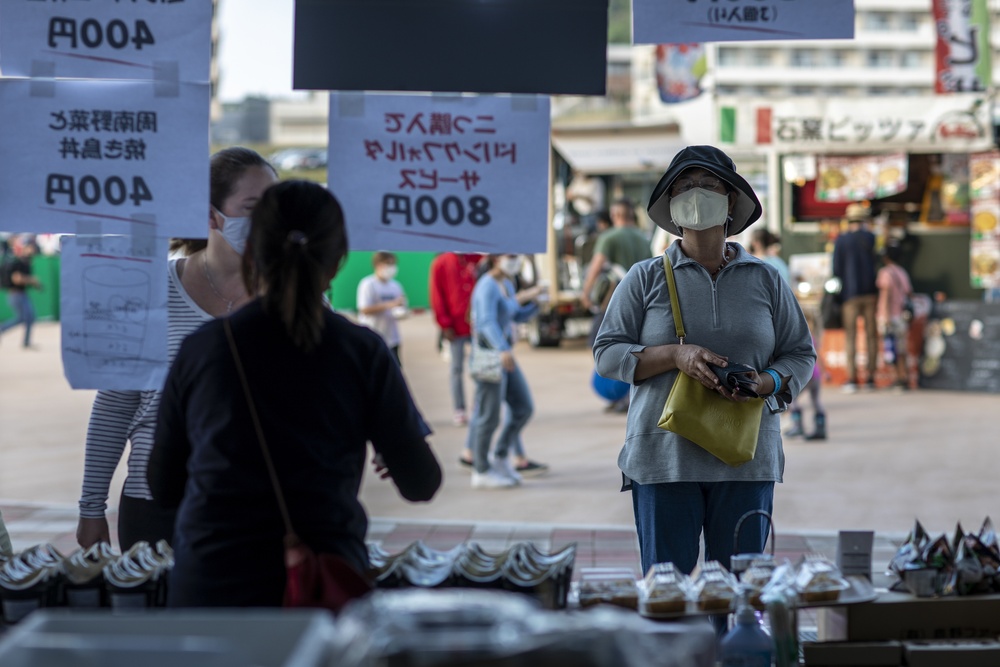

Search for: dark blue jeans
xmin=1 ymin=290 xmax=35 ymax=346
xmin=630 ymin=480 xmax=774 ymax=576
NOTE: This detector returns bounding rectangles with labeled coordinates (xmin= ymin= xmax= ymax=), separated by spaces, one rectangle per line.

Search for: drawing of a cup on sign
xmin=83 ymin=265 xmax=150 ymax=373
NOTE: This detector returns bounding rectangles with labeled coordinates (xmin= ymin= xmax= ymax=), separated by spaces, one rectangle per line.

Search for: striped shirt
xmin=79 ymin=258 xmax=211 ymax=518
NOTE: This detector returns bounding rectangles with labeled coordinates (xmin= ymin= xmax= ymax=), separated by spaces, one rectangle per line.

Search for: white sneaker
xmin=490 ymin=456 xmax=523 ymax=485
xmin=471 ymin=470 xmax=517 ymax=489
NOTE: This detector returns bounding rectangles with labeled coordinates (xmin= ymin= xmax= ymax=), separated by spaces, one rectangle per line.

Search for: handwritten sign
xmin=0 ymin=0 xmax=211 ymax=82
xmin=0 ymin=78 xmax=208 ymax=237
xmin=60 ymin=234 xmax=168 ymax=391
xmin=633 ymin=0 xmax=855 ymax=44
xmin=328 ymin=93 xmax=551 ymax=253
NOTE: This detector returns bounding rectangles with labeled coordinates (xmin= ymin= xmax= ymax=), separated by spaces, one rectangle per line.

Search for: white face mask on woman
xmin=499 ymin=256 xmax=523 ymax=277
xmin=669 ymin=188 xmax=730 ymax=231
xmin=214 ymin=208 xmax=251 ymax=254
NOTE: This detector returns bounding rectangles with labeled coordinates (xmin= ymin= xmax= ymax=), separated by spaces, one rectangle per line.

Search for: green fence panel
xmin=0 ymin=255 xmax=60 ymax=321
xmin=0 ymin=253 xmax=437 ymax=321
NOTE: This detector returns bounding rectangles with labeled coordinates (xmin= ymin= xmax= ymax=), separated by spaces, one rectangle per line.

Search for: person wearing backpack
xmin=0 ymin=237 xmax=42 ymax=349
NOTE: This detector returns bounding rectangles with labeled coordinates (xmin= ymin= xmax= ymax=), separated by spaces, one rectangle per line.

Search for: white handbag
xmin=469 ymin=343 xmax=503 ymax=383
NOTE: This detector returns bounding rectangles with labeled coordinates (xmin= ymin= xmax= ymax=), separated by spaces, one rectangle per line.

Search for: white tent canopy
xmin=551 ymin=123 xmax=684 ymax=175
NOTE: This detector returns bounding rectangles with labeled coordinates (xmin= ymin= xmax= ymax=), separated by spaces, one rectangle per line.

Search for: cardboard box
xmin=903 ymin=640 xmax=1000 ymax=667
xmin=817 ymin=591 xmax=1000 ymax=642
xmin=802 ymin=641 xmax=902 ymax=666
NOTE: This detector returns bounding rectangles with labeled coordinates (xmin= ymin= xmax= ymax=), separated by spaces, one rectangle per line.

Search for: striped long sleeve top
xmin=78 ymin=258 xmax=210 ymax=518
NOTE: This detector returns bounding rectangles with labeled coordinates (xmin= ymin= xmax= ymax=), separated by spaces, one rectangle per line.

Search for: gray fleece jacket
xmin=593 ymin=240 xmax=816 ymax=485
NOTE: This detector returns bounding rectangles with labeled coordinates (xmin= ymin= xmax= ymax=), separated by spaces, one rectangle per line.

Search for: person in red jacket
xmin=429 ymin=252 xmax=482 ymax=426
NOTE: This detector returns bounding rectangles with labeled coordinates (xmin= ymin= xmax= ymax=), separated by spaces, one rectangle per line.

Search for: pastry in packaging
xmin=691 ymin=561 xmax=737 ymax=612
xmin=640 ymin=562 xmax=690 ymax=614
xmin=741 ymin=561 xmax=777 ymax=609
xmin=795 ymin=554 xmax=850 ymax=603
xmin=577 ymin=568 xmax=639 ymax=609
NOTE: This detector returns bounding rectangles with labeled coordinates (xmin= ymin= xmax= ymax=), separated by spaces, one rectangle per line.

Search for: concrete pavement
xmin=1 ymin=314 xmax=997 ymax=582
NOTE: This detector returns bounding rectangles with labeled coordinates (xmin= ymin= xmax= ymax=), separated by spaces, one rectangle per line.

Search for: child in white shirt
xmin=357 ymin=251 xmax=407 ymax=363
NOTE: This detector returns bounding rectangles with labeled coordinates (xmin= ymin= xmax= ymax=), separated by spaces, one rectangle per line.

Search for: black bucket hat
xmin=647 ymin=145 xmax=762 ymax=237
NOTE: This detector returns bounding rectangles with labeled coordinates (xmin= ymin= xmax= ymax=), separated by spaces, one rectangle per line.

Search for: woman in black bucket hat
xmin=593 ymin=146 xmax=815 ymax=621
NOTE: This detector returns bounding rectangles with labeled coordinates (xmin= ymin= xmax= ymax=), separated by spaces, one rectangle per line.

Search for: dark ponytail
xmin=243 ymin=181 xmax=348 ymax=352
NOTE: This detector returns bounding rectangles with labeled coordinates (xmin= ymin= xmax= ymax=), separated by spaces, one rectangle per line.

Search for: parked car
xmin=269 ymin=147 xmax=328 ymax=171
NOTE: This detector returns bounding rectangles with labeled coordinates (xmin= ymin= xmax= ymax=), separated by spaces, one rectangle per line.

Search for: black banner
xmin=293 ymin=0 xmax=608 ymax=95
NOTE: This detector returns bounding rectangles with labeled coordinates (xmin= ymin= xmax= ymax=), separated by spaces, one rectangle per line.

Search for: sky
xmin=216 ymin=0 xmax=300 ymax=102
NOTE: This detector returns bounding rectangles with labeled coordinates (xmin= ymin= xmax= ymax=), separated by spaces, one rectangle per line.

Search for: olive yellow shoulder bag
xmin=656 ymin=255 xmax=763 ymax=466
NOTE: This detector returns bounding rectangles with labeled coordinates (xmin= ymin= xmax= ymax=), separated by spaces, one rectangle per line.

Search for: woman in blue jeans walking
xmin=466 ymin=254 xmax=545 ymax=489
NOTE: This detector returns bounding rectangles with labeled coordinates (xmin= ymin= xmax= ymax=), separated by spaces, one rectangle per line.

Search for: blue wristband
xmin=762 ymin=369 xmax=782 ymax=397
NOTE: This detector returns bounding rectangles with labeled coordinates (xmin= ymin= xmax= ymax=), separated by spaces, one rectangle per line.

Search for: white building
xmin=620 ymin=1 xmax=998 ymax=298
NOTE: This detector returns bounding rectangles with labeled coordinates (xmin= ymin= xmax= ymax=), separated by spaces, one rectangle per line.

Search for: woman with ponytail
xmin=149 ymin=180 xmax=441 ymax=607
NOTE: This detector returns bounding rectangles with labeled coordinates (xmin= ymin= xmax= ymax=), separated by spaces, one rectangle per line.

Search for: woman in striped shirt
xmin=76 ymin=147 xmax=278 ymax=550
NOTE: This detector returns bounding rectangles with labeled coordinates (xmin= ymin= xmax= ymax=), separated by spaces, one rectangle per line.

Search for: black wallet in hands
xmin=708 ymin=363 xmax=760 ymax=398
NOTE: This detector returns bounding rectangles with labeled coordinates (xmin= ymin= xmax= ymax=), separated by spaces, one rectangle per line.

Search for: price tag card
xmin=60 ymin=234 xmax=169 ymax=391
xmin=633 ymin=0 xmax=855 ymax=44
xmin=328 ymin=93 xmax=550 ymax=253
xmin=0 ymin=78 xmax=208 ymax=238
xmin=0 ymin=0 xmax=211 ymax=82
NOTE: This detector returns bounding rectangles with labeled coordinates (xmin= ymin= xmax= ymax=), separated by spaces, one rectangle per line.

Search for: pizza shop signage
xmin=719 ymin=95 xmax=993 ymax=153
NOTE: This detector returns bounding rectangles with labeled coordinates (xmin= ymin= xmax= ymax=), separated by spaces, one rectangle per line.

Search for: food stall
xmin=718 ymin=93 xmax=1000 ymax=392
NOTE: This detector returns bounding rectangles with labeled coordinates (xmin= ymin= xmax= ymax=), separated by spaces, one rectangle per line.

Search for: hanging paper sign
xmin=633 ymin=0 xmax=855 ymax=44
xmin=328 ymin=93 xmax=551 ymax=253
xmin=0 ymin=78 xmax=209 ymax=238
xmin=60 ymin=235 xmax=169 ymax=391
xmin=0 ymin=0 xmax=211 ymax=82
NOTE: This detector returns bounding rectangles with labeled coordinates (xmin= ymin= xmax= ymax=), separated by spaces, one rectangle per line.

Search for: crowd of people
xmin=0 ymin=143 xmax=926 ymax=611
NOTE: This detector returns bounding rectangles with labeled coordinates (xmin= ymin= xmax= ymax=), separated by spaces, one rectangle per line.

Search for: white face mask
xmin=669 ymin=188 xmax=730 ymax=231
xmin=214 ymin=208 xmax=251 ymax=254
xmin=378 ymin=265 xmax=398 ymax=280
xmin=499 ymin=256 xmax=522 ymax=277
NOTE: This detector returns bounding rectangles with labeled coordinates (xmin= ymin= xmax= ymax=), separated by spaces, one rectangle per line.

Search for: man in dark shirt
xmin=832 ymin=204 xmax=878 ymax=392
xmin=1 ymin=238 xmax=42 ymax=349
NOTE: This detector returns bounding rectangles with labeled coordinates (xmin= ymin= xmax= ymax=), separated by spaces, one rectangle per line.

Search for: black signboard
xmin=920 ymin=301 xmax=1000 ymax=394
xmin=293 ymin=0 xmax=609 ymax=95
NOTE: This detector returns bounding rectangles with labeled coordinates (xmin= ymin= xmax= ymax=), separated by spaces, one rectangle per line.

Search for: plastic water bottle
xmin=719 ymin=596 xmax=774 ymax=667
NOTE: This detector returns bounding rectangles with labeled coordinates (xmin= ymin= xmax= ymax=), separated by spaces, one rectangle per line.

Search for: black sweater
xmin=149 ymin=300 xmax=441 ymax=607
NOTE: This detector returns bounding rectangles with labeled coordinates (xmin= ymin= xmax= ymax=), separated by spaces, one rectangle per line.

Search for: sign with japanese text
xmin=633 ymin=0 xmax=854 ymax=44
xmin=933 ymin=0 xmax=992 ymax=94
xmin=0 ymin=78 xmax=209 ymax=237
xmin=969 ymin=152 xmax=1000 ymax=289
xmin=60 ymin=234 xmax=169 ymax=390
xmin=328 ymin=93 xmax=551 ymax=253
xmin=0 ymin=0 xmax=211 ymax=82
xmin=718 ymin=95 xmax=993 ymax=153
xmin=815 ymin=154 xmax=907 ymax=203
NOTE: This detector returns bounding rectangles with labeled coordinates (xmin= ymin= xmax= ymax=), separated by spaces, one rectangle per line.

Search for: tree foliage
xmin=608 ymin=0 xmax=631 ymax=44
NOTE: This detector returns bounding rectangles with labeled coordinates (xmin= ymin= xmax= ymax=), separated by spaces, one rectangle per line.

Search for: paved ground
xmin=1 ymin=314 xmax=996 ymax=591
